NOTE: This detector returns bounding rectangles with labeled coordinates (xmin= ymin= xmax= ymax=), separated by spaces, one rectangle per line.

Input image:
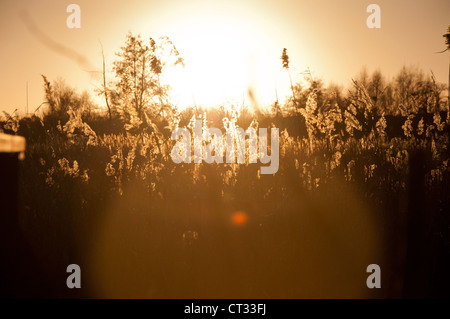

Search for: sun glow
xmin=158 ymin=8 xmax=293 ymax=111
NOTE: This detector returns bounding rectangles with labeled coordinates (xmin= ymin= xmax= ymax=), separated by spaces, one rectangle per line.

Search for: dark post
xmin=0 ymin=134 xmax=25 ymax=297
xmin=402 ymin=149 xmax=432 ymax=298
xmin=0 ymin=133 xmax=48 ymax=298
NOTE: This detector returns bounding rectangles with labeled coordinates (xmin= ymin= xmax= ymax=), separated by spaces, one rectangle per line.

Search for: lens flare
xmin=231 ymin=211 xmax=248 ymax=226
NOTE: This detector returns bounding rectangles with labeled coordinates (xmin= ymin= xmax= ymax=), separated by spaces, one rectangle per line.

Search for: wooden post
xmin=0 ymin=134 xmax=25 ymax=297
xmin=0 ymin=134 xmax=50 ymax=297
xmin=402 ymin=149 xmax=432 ymax=298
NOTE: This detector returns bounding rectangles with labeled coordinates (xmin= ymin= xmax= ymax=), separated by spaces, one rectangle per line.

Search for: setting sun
xmin=158 ymin=6 xmax=293 ymax=110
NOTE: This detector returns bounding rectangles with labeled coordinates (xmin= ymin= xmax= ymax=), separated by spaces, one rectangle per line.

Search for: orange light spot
xmin=231 ymin=211 xmax=248 ymax=226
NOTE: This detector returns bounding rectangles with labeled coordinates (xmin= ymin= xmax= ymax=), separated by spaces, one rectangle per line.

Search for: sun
xmin=158 ymin=8 xmax=292 ymax=111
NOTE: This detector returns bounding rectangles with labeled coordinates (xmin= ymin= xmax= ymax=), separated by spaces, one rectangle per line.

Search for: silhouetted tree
xmin=41 ymin=75 xmax=95 ymax=128
xmin=110 ymin=32 xmax=184 ymax=133
xmin=367 ymin=70 xmax=385 ymax=108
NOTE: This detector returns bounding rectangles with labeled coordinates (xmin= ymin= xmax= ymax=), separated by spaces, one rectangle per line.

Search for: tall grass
xmin=1 ymin=81 xmax=448 ymax=298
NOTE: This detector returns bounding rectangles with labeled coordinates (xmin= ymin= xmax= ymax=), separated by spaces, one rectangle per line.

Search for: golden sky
xmin=0 ymin=0 xmax=449 ymax=114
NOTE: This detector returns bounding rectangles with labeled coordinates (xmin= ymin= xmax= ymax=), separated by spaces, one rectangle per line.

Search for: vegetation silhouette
xmin=1 ymin=32 xmax=449 ymax=298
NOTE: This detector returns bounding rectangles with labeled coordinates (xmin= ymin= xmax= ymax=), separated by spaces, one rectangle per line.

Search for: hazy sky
xmin=0 ymin=0 xmax=449 ymax=114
